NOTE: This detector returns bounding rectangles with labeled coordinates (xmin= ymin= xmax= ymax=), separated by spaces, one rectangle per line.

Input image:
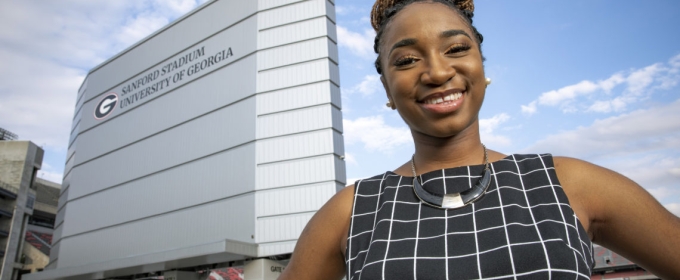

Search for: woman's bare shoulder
xmin=552 ymin=156 xmax=680 ymax=279
xmin=279 ymin=184 xmax=355 ymax=280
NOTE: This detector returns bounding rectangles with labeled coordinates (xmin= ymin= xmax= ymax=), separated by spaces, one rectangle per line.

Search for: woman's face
xmin=379 ymin=2 xmax=486 ymax=139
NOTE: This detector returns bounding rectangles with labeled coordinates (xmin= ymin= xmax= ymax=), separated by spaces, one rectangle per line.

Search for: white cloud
xmin=665 ymin=203 xmax=680 ymax=217
xmin=523 ymin=99 xmax=680 ymax=202
xmin=159 ymin=0 xmax=205 ymax=15
xmin=343 ymin=115 xmax=411 ymax=153
xmin=346 ymin=74 xmax=383 ymax=96
xmin=346 ymin=177 xmax=369 ymax=186
xmin=116 ymin=16 xmax=170 ymax=47
xmin=0 ymin=49 xmax=82 ymax=150
xmin=0 ymin=1 xmax=206 ymax=152
xmin=479 ymin=113 xmax=511 ymax=146
xmin=344 ymin=152 xmax=358 ymax=166
xmin=336 ymin=6 xmax=348 ymax=15
xmin=37 ymin=162 xmax=64 ymax=185
xmin=38 ymin=171 xmax=65 ymax=185
xmin=626 ymin=63 xmax=663 ymax=94
xmin=337 ymin=26 xmax=375 ymax=58
xmin=537 ymin=80 xmax=599 ymax=107
xmin=599 ymin=73 xmax=626 ymax=93
xmin=522 ymin=54 xmax=680 ymax=114
xmin=524 ymin=99 xmax=680 ymax=158
xmin=587 ymin=97 xmax=627 ymax=113
xmin=521 ymin=101 xmax=538 ymax=116
xmin=670 ymin=168 xmax=680 ymax=177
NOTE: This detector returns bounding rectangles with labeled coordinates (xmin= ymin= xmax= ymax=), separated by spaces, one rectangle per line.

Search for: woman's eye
xmin=446 ymin=43 xmax=471 ymax=54
xmin=394 ymin=55 xmax=417 ymax=67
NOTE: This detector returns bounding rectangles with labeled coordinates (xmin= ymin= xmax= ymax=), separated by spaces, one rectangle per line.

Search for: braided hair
xmin=371 ymin=0 xmax=484 ymax=74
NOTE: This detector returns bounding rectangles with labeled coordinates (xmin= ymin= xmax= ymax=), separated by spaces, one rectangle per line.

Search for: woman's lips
xmin=418 ymin=90 xmax=466 ymax=114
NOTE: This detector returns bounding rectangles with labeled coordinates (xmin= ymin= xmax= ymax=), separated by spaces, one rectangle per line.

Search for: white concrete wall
xmin=38 ymin=0 xmax=343 ymax=278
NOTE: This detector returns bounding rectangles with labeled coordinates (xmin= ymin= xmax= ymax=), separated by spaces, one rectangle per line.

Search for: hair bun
xmin=453 ymin=0 xmax=475 ymax=14
xmin=371 ymin=0 xmax=475 ymax=31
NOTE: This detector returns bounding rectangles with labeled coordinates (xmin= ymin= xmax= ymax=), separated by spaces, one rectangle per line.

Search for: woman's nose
xmin=421 ymin=56 xmax=456 ymax=86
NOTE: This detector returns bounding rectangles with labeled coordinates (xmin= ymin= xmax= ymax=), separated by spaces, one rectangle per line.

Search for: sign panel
xmin=80 ymin=16 xmax=257 ymax=131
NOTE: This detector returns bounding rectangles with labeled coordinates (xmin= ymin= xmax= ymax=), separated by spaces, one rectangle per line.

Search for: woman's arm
xmin=279 ymin=185 xmax=355 ymax=280
xmin=554 ymin=157 xmax=680 ymax=279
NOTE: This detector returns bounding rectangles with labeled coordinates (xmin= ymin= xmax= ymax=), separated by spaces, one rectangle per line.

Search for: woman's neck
xmin=403 ymin=121 xmax=486 ymax=176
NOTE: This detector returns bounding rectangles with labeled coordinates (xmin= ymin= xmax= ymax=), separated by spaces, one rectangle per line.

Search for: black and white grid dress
xmin=345 ymin=154 xmax=593 ymax=279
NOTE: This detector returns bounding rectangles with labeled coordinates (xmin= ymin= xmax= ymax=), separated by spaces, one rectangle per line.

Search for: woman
xmin=280 ymin=0 xmax=680 ymax=279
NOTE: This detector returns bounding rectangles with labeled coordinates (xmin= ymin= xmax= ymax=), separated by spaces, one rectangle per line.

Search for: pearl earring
xmin=386 ymin=100 xmax=394 ymax=109
xmin=485 ymin=77 xmax=492 ymax=85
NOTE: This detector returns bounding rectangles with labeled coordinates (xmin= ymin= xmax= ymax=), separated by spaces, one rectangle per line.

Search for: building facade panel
xmin=331 ymin=81 xmax=342 ymax=108
xmin=255 ymin=81 xmax=338 ymax=115
xmin=257 ymin=0 xmax=327 ymax=30
xmin=256 ymin=59 xmax=335 ymax=93
xmin=332 ymin=102 xmax=343 ymax=131
xmin=256 ymin=104 xmax=335 ymax=139
xmin=84 ymin=0 xmax=257 ymax=102
xmin=62 ymin=143 xmax=255 ymax=237
xmin=255 ymin=212 xmax=314 ymax=243
xmin=67 ymin=121 xmax=79 ymax=149
xmin=256 ymin=154 xmax=338 ymax=190
xmin=328 ymin=35 xmax=339 ymax=63
xmin=258 ymin=0 xmax=304 ymax=11
xmin=59 ymin=171 xmax=70 ymax=196
xmin=70 ymin=79 xmax=87 ymax=144
xmin=65 ymin=146 xmax=76 ymax=178
xmin=329 ymin=54 xmax=341 ymax=83
xmin=48 ymin=239 xmax=60 ymax=265
xmin=333 ymin=128 xmax=345 ymax=157
xmin=257 ymin=16 xmax=330 ymax=50
xmin=76 ymin=54 xmax=257 ymax=165
xmin=62 ymin=152 xmax=75 ymax=180
xmin=325 ymin=0 xmax=336 ymax=23
xmin=70 ymin=110 xmax=82 ymax=138
xmin=333 ymin=156 xmax=347 ymax=186
xmin=52 ymin=223 xmax=63 ymax=247
xmin=254 ymin=182 xmax=336 ymax=217
xmin=68 ymin=97 xmax=256 ymax=200
xmin=326 ymin=17 xmax=338 ymax=42
xmin=255 ymin=129 xmax=337 ymax=164
xmin=54 ymin=205 xmax=65 ymax=233
xmin=258 ymin=241 xmax=296 ymax=257
xmin=57 ymin=187 xmax=68 ymax=212
xmin=57 ymin=194 xmax=255 ymax=268
xmin=74 ymin=78 xmax=87 ymax=116
xmin=256 ymin=37 xmax=331 ymax=71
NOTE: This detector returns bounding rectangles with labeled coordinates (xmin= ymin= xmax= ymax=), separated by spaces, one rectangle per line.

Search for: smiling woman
xmin=279 ymin=1 xmax=680 ymax=279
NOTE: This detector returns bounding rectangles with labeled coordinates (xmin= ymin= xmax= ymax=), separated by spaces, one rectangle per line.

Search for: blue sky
xmin=0 ymin=0 xmax=678 ymax=215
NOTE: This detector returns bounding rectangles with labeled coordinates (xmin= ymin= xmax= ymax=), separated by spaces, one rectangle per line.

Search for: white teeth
xmin=425 ymin=92 xmax=462 ymax=104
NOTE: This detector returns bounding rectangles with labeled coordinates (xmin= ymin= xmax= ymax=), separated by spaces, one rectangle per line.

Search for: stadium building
xmin=1 ymin=136 xmax=44 ymax=280
xmin=26 ymin=0 xmax=344 ymax=279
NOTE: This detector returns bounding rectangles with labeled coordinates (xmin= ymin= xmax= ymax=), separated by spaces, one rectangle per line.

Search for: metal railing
xmin=0 ymin=127 xmax=18 ymax=140
xmin=0 ymin=180 xmax=19 ymax=198
xmin=0 ymin=202 xmax=14 ymax=218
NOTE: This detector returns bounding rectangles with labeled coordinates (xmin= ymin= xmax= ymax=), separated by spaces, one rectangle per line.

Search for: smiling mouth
xmin=419 ymin=91 xmax=465 ymax=105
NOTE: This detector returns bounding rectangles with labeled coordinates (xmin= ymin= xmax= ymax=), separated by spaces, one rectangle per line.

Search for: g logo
xmin=94 ymin=93 xmax=118 ymax=120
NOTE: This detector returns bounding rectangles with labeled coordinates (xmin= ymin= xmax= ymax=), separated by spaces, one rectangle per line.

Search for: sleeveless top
xmin=345 ymin=154 xmax=594 ymax=279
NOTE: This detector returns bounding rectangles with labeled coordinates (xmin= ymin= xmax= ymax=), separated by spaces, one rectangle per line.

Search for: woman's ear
xmin=381 ymin=75 xmax=396 ymax=110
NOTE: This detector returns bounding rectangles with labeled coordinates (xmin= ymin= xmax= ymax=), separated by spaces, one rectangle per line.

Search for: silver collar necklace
xmin=411 ymin=144 xmax=492 ymax=209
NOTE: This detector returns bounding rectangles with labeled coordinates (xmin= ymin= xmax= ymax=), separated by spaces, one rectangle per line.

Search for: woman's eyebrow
xmin=389 ymin=38 xmax=417 ymax=56
xmin=441 ymin=29 xmax=471 ymax=39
